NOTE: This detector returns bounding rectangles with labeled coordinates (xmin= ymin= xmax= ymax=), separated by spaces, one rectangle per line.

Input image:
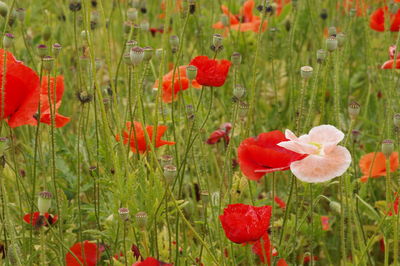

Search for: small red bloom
xmin=132 ymin=257 xmax=172 ymax=266
xmin=154 ymin=66 xmax=201 ymax=103
xmin=149 ymin=27 xmax=164 ymax=37
xmin=303 ymin=255 xmax=319 ymax=264
xmin=320 ymin=216 xmax=330 ymax=231
xmin=274 ymin=196 xmax=286 ymax=209
xmin=220 ymin=203 xmax=271 ymax=244
xmin=370 ymin=5 xmax=400 ymax=32
xmin=189 ymin=56 xmax=231 ymax=87
xmin=66 ymin=241 xmax=101 ymax=266
xmin=117 ymin=121 xmax=175 ymax=153
xmin=206 ymin=122 xmax=232 ymax=145
xmin=23 ymin=212 xmax=58 ymax=227
xmin=237 ymin=130 xmax=306 ymax=181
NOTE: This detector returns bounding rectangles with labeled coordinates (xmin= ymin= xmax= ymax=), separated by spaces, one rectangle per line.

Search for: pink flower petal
xmin=289 ymin=146 xmax=351 ymax=183
xmin=277 ymin=140 xmax=318 ymax=155
xmin=308 ymin=125 xmax=345 ymax=153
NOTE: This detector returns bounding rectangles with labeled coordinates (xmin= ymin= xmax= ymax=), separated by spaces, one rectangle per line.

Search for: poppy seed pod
xmin=328 ymin=26 xmax=337 ymax=37
xmin=90 ymin=11 xmax=100 ymax=30
xmin=135 ymin=211 xmax=148 ymax=230
xmin=329 ymin=201 xmax=341 ymax=214
xmin=125 ymin=40 xmax=138 ymax=52
xmin=233 ymin=85 xmax=246 ymax=99
xmin=186 ymin=65 xmax=198 ymax=80
xmin=77 ymin=90 xmax=93 ymax=104
xmin=317 ymin=49 xmax=327 ymax=63
xmin=337 ymin=32 xmax=346 ymax=48
xmin=382 ymin=139 xmax=394 ymax=159
xmin=200 ymin=190 xmax=210 ymax=203
xmin=37 ymin=44 xmax=48 ymax=58
xmin=351 ymin=130 xmax=361 ymax=143
xmin=123 ymin=53 xmax=133 ymax=66
xmin=169 ymin=35 xmax=179 ymax=53
xmin=3 ymin=33 xmax=14 ymax=49
xmin=394 ymin=113 xmax=400 ymax=127
xmin=123 ymin=21 xmax=132 ymax=34
xmin=320 ymin=9 xmax=328 ymax=20
xmin=118 ymin=207 xmax=130 ymax=222
xmin=326 ymin=36 xmax=338 ymax=52
xmin=127 ymin=8 xmax=138 ymax=21
xmin=0 ymin=1 xmax=7 ymax=18
xmin=163 ymin=164 xmax=177 ymax=184
xmin=42 ymin=56 xmax=54 ymax=72
xmin=212 ymin=34 xmax=223 ymax=50
xmin=16 ymin=8 xmax=25 ymax=22
xmin=239 ymin=101 xmax=249 ymax=118
xmin=140 ymin=20 xmax=149 ymax=31
xmin=52 ymin=43 xmax=62 ymax=57
xmin=160 ymin=155 xmax=173 ymax=167
xmin=143 ymin=46 xmax=153 ymax=61
xmin=38 ymin=191 xmax=52 ymax=214
xmin=231 ymin=52 xmax=242 ymax=66
xmin=300 ymin=66 xmax=313 ymax=79
xmin=155 ymin=48 xmax=164 ymax=60
xmin=348 ymin=101 xmax=360 ymax=120
xmin=130 ymin=46 xmax=144 ymax=66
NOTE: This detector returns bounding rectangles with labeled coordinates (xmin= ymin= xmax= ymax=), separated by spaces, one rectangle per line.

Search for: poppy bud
xmin=123 ymin=53 xmax=133 ymax=66
xmin=233 ymin=85 xmax=246 ymax=99
xmin=212 ymin=33 xmax=223 ymax=50
xmin=16 ymin=8 xmax=25 ymax=22
xmin=76 ymin=90 xmax=92 ymax=104
xmin=320 ymin=9 xmax=328 ymax=20
xmin=169 ymin=35 xmax=179 ymax=53
xmin=3 ymin=33 xmax=14 ymax=49
xmin=143 ymin=46 xmax=153 ymax=61
xmin=155 ymin=48 xmax=164 ymax=60
xmin=38 ymin=191 xmax=52 ymax=214
xmin=37 ymin=44 xmax=48 ymax=58
xmin=52 ymin=43 xmax=62 ymax=57
xmin=337 ymin=32 xmax=345 ymax=48
xmin=317 ymin=49 xmax=327 ymax=63
xmin=42 ymin=26 xmax=52 ymax=42
xmin=329 ymin=201 xmax=341 ymax=214
xmin=300 ymin=66 xmax=313 ymax=79
xmin=118 ymin=207 xmax=130 ymax=222
xmin=0 ymin=1 xmax=7 ymax=18
xmin=140 ymin=20 xmax=149 ymax=31
xmin=69 ymin=0 xmax=82 ymax=11
xmin=328 ymin=26 xmax=336 ymax=37
xmin=160 ymin=155 xmax=173 ymax=167
xmin=127 ymin=8 xmax=138 ymax=21
xmin=130 ymin=46 xmax=144 ymax=66
xmin=394 ymin=113 xmax=400 ymax=127
xmin=163 ymin=164 xmax=177 ymax=184
xmin=326 ymin=36 xmax=338 ymax=52
xmin=382 ymin=139 xmax=394 ymax=159
xmin=135 ymin=211 xmax=148 ymax=230
xmin=186 ymin=65 xmax=198 ymax=80
xmin=231 ymin=52 xmax=242 ymax=66
xmin=351 ymin=130 xmax=361 ymax=143
xmin=189 ymin=1 xmax=196 ymax=14
xmin=221 ymin=14 xmax=229 ymax=27
xmin=42 ymin=56 xmax=54 ymax=72
xmin=348 ymin=101 xmax=360 ymax=120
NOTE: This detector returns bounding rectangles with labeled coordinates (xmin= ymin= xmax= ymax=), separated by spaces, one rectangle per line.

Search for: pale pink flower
xmin=277 ymin=125 xmax=352 ymax=183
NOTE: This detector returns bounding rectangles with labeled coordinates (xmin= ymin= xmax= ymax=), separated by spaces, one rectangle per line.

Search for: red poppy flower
xmin=219 ymin=203 xmax=271 ymax=244
xmin=0 ymin=49 xmax=40 ymax=128
xmin=206 ymin=122 xmax=232 ymax=145
xmin=116 ymin=121 xmax=175 ymax=153
xmin=23 ymin=212 xmax=58 ymax=227
xmin=320 ymin=216 xmax=330 ymax=231
xmin=388 ymin=193 xmax=399 ymax=216
xmin=132 ymin=257 xmax=172 ymax=266
xmin=251 ymin=232 xmax=278 ymax=265
xmin=154 ymin=65 xmax=201 ymax=103
xmin=381 ymin=45 xmax=400 ymax=69
xmin=274 ymin=196 xmax=286 ymax=209
xmin=237 ymin=130 xmax=306 ymax=181
xmin=65 ymin=241 xmax=101 ymax=266
xmin=189 ymin=56 xmax=231 ymax=87
xmin=370 ymin=5 xmax=400 ymax=32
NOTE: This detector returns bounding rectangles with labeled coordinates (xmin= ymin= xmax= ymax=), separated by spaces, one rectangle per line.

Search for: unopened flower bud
xmin=300 ymin=66 xmax=313 ymax=79
xmin=16 ymin=8 xmax=25 ymax=22
xmin=127 ymin=8 xmax=138 ymax=21
xmin=382 ymin=139 xmax=394 ymax=158
xmin=212 ymin=33 xmax=223 ymax=49
xmin=221 ymin=14 xmax=229 ymax=27
xmin=118 ymin=208 xmax=130 ymax=222
xmin=130 ymin=46 xmax=144 ymax=66
xmin=143 ymin=46 xmax=153 ymax=61
xmin=163 ymin=164 xmax=177 ymax=184
xmin=328 ymin=26 xmax=337 ymax=37
xmin=135 ymin=211 xmax=148 ymax=230
xmin=348 ymin=101 xmax=360 ymax=120
xmin=394 ymin=113 xmax=400 ymax=127
xmin=329 ymin=201 xmax=341 ymax=214
xmin=317 ymin=49 xmax=327 ymax=63
xmin=351 ymin=130 xmax=361 ymax=143
xmin=233 ymin=85 xmax=246 ymax=99
xmin=231 ymin=52 xmax=242 ymax=66
xmin=326 ymin=36 xmax=338 ymax=52
xmin=42 ymin=26 xmax=52 ymax=42
xmin=320 ymin=9 xmax=328 ymax=20
xmin=0 ymin=1 xmax=8 ymax=18
xmin=169 ymin=35 xmax=179 ymax=53
xmin=38 ymin=191 xmax=52 ymax=214
xmin=337 ymin=32 xmax=345 ymax=48
xmin=155 ymin=48 xmax=164 ymax=60
xmin=42 ymin=56 xmax=54 ymax=72
xmin=37 ymin=44 xmax=48 ymax=58
xmin=186 ymin=65 xmax=197 ymax=80
xmin=3 ymin=33 xmax=14 ymax=49
xmin=160 ymin=155 xmax=173 ymax=167
xmin=77 ymin=90 xmax=93 ymax=103
xmin=69 ymin=0 xmax=82 ymax=12
xmin=52 ymin=43 xmax=62 ymax=57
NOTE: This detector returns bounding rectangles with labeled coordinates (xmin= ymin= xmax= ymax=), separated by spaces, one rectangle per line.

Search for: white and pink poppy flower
xmin=277 ymin=125 xmax=352 ymax=183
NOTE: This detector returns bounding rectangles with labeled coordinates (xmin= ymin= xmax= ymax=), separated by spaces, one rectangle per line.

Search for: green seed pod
xmin=42 ymin=25 xmax=52 ymax=41
xmin=0 ymin=1 xmax=8 ymax=18
xmin=169 ymin=35 xmax=179 ymax=53
xmin=155 ymin=48 xmax=164 ymax=60
xmin=328 ymin=26 xmax=336 ymax=36
xmin=143 ymin=46 xmax=153 ymax=61
xmin=382 ymin=139 xmax=394 ymax=159
xmin=125 ymin=40 xmax=138 ymax=52
xmin=317 ymin=49 xmax=327 ymax=63
xmin=118 ymin=207 xmax=130 ymax=222
xmin=231 ymin=52 xmax=242 ymax=66
xmin=212 ymin=33 xmax=223 ymax=50
xmin=186 ymin=65 xmax=198 ymax=80
xmin=160 ymin=155 xmax=173 ymax=167
xmin=135 ymin=211 xmax=148 ymax=230
xmin=130 ymin=46 xmax=144 ymax=66
xmin=233 ymin=85 xmax=246 ymax=99
xmin=37 ymin=44 xmax=48 ymax=58
xmin=300 ymin=66 xmax=313 ymax=79
xmin=16 ymin=8 xmax=25 ymax=22
xmin=337 ymin=32 xmax=345 ymax=48
xmin=42 ymin=56 xmax=54 ymax=72
xmin=127 ymin=8 xmax=138 ymax=21
xmin=3 ymin=33 xmax=14 ymax=49
xmin=140 ymin=20 xmax=149 ymax=31
xmin=348 ymin=101 xmax=360 ymax=120
xmin=38 ymin=191 xmax=53 ymax=214
xmin=163 ymin=164 xmax=177 ymax=184
xmin=326 ymin=36 xmax=338 ymax=52
xmin=52 ymin=43 xmax=62 ymax=58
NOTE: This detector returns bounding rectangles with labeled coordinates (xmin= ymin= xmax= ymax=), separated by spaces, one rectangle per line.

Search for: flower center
xmin=309 ymin=142 xmax=325 ymax=155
